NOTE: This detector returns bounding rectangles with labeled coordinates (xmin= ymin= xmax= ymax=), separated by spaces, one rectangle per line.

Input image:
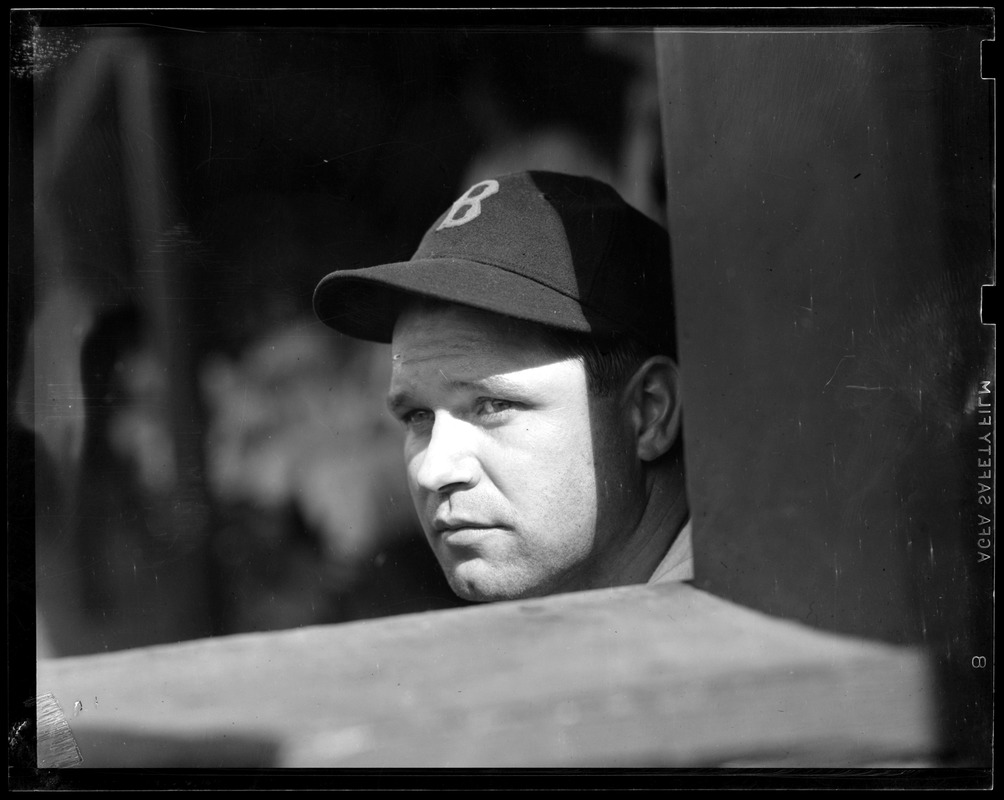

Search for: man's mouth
xmin=432 ymin=518 xmax=497 ymax=534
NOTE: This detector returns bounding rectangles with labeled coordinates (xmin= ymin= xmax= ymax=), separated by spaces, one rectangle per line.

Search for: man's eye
xmin=476 ymin=398 xmax=516 ymax=416
xmin=400 ymin=409 xmax=433 ymax=428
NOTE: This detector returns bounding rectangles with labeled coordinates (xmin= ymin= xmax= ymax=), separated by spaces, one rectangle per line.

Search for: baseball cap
xmin=312 ymin=170 xmax=677 ymax=355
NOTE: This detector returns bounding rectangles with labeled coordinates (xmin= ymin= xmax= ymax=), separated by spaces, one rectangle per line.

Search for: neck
xmin=586 ymin=456 xmax=690 ymax=591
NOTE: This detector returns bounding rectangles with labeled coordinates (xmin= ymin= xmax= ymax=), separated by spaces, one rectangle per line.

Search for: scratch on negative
xmin=823 ymin=355 xmax=855 ymax=388
xmin=845 ymin=385 xmax=889 ymax=391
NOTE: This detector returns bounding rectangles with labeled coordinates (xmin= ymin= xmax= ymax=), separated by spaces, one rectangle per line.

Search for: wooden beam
xmin=36 ymin=583 xmax=939 ymax=769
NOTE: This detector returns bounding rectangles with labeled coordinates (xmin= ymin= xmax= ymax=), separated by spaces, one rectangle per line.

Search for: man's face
xmin=388 ymin=302 xmax=645 ymax=602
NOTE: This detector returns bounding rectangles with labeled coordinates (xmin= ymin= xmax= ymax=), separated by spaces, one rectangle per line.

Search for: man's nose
xmin=413 ymin=412 xmax=479 ymax=494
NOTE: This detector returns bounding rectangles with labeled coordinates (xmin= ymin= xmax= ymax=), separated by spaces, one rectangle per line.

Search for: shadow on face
xmin=387 ymin=299 xmax=655 ymax=601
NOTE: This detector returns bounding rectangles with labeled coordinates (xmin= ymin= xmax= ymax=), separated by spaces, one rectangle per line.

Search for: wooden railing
xmin=36 ymin=583 xmax=941 ymax=769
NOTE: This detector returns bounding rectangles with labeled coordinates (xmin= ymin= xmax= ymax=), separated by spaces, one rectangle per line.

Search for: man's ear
xmin=623 ymin=356 xmax=682 ymax=462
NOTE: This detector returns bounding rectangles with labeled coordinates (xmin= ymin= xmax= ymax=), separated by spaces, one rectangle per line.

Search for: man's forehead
xmin=392 ymin=300 xmax=555 ymax=362
xmin=387 ymin=299 xmax=587 ymax=397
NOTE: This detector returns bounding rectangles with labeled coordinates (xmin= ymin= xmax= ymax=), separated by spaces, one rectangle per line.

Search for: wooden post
xmin=655 ymin=22 xmax=993 ymax=764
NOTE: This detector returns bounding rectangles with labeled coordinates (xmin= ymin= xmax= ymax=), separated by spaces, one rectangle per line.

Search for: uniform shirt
xmin=647 ymin=519 xmax=694 ymax=583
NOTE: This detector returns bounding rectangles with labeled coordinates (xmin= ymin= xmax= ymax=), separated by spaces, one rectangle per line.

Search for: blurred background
xmin=14 ymin=22 xmax=669 ymax=657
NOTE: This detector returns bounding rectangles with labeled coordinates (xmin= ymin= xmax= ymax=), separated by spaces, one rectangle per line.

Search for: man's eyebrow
xmin=386 ymin=390 xmax=411 ymax=414
xmin=450 ymin=375 xmax=524 ymax=394
xmin=386 ymin=375 xmax=527 ymax=412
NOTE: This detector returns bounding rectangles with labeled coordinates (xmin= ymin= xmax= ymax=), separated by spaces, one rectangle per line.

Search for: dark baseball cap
xmin=312 ymin=170 xmax=676 ymax=355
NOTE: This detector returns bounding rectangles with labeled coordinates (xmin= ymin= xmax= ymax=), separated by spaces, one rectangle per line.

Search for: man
xmin=313 ymin=170 xmax=691 ymax=603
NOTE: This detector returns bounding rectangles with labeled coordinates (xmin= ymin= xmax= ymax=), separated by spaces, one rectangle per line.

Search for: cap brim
xmin=312 ymin=257 xmax=615 ymax=344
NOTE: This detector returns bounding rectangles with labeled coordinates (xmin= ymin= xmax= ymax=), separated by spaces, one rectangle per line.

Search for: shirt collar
xmin=647 ymin=518 xmax=694 ymax=584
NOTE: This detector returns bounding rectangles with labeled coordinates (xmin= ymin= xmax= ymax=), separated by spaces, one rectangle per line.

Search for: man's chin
xmin=447 ymin=575 xmax=507 ymax=603
xmin=444 ymin=567 xmax=561 ymax=604
xmin=444 ymin=565 xmax=529 ymax=604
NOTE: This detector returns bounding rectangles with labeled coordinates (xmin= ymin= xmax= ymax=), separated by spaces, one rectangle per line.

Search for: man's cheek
xmin=404 ymin=451 xmax=424 ymax=493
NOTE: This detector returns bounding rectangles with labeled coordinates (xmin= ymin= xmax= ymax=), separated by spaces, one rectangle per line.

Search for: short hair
xmin=541 ymin=329 xmax=657 ymax=398
xmin=542 ymin=327 xmax=685 ymax=466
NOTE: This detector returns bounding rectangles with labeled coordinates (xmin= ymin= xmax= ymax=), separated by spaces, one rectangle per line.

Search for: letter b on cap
xmin=436 ymin=180 xmax=499 ymax=231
